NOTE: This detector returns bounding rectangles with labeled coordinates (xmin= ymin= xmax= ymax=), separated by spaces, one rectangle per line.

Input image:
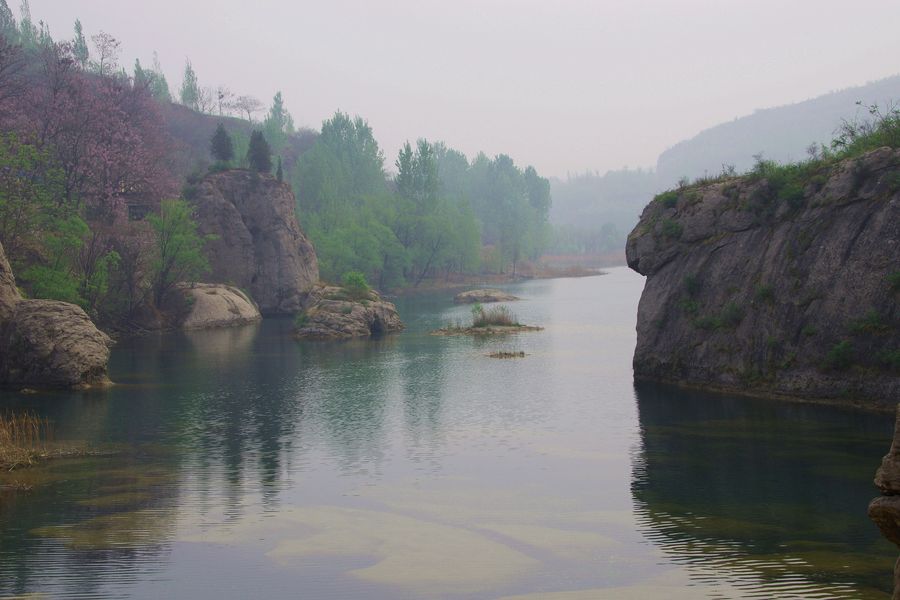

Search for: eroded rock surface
xmin=177 ymin=283 xmax=261 ymax=330
xmin=192 ymin=170 xmax=318 ymax=315
xmin=627 ymin=147 xmax=900 ymax=408
xmin=0 ymin=242 xmax=111 ymax=389
xmin=454 ymin=289 xmax=520 ymax=304
xmin=870 ymin=405 xmax=900 ymax=598
xmin=294 ymin=285 xmax=403 ymax=340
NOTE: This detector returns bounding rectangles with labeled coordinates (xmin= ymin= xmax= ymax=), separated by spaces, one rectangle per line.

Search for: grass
xmin=471 ymin=304 xmax=520 ymax=328
xmin=488 ymin=351 xmax=526 ymax=359
xmin=0 ymin=411 xmax=53 ymax=471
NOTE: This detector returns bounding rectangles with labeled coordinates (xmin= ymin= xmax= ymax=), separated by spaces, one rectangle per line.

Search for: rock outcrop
xmin=627 ymin=147 xmax=899 ymax=408
xmin=192 ymin=170 xmax=318 ymax=315
xmin=454 ymin=289 xmax=520 ymax=304
xmin=177 ymin=283 xmax=261 ymax=329
xmin=294 ymin=285 xmax=403 ymax=340
xmin=869 ymin=405 xmax=900 ymax=599
xmin=0 ymin=242 xmax=111 ymax=389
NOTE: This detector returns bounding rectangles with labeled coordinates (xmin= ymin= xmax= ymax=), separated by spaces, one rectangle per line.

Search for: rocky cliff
xmin=0 ymin=242 xmax=111 ymax=389
xmin=191 ymin=170 xmax=318 ymax=315
xmin=627 ymin=147 xmax=899 ymax=408
xmin=869 ymin=405 xmax=900 ymax=598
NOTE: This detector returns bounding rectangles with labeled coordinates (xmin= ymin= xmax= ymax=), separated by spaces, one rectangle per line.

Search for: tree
xmin=0 ymin=1 xmax=15 ymax=39
xmin=247 ymin=130 xmax=271 ymax=173
xmin=148 ymin=199 xmax=210 ymax=306
xmin=263 ymin=91 xmax=293 ymax=155
xmin=90 ymin=31 xmax=120 ymax=76
xmin=72 ymin=19 xmax=88 ymax=68
xmin=210 ymin=123 xmax=234 ymax=164
xmin=147 ymin=52 xmax=171 ymax=102
xmin=233 ymin=94 xmax=263 ymax=122
xmin=17 ymin=0 xmax=35 ymax=47
xmin=215 ymin=85 xmax=232 ymax=116
xmin=276 ymin=156 xmax=283 ymax=182
xmin=179 ymin=58 xmax=199 ymax=110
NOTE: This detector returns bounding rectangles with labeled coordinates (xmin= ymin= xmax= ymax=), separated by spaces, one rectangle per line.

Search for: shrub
xmin=342 ymin=271 xmax=370 ymax=300
xmin=823 ymin=340 xmax=854 ymax=371
xmin=720 ymin=301 xmax=744 ymax=328
xmin=660 ymin=218 xmax=683 ymax=240
xmin=754 ymin=284 xmax=775 ymax=304
xmin=878 ymin=349 xmax=900 ymax=372
xmin=889 ymin=271 xmax=900 ymax=292
xmin=684 ymin=274 xmax=701 ymax=297
xmin=471 ymin=305 xmax=519 ymax=328
xmin=850 ymin=310 xmax=889 ymax=334
xmin=655 ymin=190 xmax=679 ymax=208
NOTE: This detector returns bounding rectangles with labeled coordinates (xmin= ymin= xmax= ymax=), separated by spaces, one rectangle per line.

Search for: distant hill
xmin=656 ymin=75 xmax=900 ymax=187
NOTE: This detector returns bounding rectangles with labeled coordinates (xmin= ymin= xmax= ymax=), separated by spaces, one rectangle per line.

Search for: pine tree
xmin=180 ymin=59 xmax=200 ymax=110
xmin=148 ymin=52 xmax=172 ymax=102
xmin=263 ymin=91 xmax=293 ymax=155
xmin=247 ymin=131 xmax=272 ymax=173
xmin=72 ymin=19 xmax=88 ymax=67
xmin=133 ymin=58 xmax=147 ymax=87
xmin=210 ymin=123 xmax=234 ymax=164
xmin=17 ymin=0 xmax=35 ymax=47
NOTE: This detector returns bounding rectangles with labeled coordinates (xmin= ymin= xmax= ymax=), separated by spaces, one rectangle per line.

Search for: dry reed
xmin=0 ymin=411 xmax=53 ymax=470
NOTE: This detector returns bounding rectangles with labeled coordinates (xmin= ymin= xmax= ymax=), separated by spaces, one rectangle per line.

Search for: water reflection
xmin=631 ymin=381 xmax=895 ymax=598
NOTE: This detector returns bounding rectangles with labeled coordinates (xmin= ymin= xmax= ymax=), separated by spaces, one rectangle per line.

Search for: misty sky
xmin=27 ymin=0 xmax=900 ymax=177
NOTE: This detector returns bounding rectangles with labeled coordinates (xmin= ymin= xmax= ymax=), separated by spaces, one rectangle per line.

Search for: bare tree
xmin=90 ymin=31 xmax=120 ymax=76
xmin=216 ymin=85 xmax=233 ymax=116
xmin=232 ymin=94 xmax=263 ymax=122
xmin=197 ymin=85 xmax=217 ymax=114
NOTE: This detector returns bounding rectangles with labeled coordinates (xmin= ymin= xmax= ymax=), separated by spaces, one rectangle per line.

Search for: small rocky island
xmin=176 ymin=283 xmax=262 ymax=330
xmin=454 ymin=289 xmax=520 ymax=304
xmin=294 ymin=284 xmax=403 ymax=340
xmin=432 ymin=304 xmax=542 ymax=336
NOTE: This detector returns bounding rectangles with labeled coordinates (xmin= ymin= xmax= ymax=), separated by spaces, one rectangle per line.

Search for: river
xmin=0 ymin=267 xmax=894 ymax=599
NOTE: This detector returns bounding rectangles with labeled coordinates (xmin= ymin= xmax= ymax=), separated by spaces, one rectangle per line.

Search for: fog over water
xmin=29 ymin=0 xmax=900 ymax=176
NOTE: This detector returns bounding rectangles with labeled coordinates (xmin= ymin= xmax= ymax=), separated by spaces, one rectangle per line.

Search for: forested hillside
xmin=0 ymin=1 xmax=553 ymax=333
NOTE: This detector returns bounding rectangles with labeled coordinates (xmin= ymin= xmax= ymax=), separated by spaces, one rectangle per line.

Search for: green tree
xmin=276 ymin=156 xmax=283 ymax=182
xmin=210 ymin=123 xmax=234 ymax=164
xmin=247 ymin=130 xmax=272 ymax=173
xmin=180 ymin=58 xmax=200 ymax=110
xmin=72 ymin=19 xmax=88 ymax=67
xmin=147 ymin=52 xmax=172 ymax=102
xmin=147 ymin=199 xmax=211 ymax=306
xmin=263 ymin=91 xmax=293 ymax=156
xmin=17 ymin=0 xmax=35 ymax=47
xmin=0 ymin=1 xmax=15 ymax=39
xmin=133 ymin=58 xmax=146 ymax=87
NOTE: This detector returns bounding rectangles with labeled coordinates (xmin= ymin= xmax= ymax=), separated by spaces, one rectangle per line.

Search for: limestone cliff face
xmin=627 ymin=147 xmax=899 ymax=408
xmin=192 ymin=170 xmax=318 ymax=315
xmin=0 ymin=242 xmax=111 ymax=389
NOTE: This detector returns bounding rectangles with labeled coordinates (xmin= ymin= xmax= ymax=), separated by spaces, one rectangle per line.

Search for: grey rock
xmin=627 ymin=147 xmax=900 ymax=408
xmin=295 ymin=286 xmax=403 ymax=340
xmin=177 ymin=283 xmax=262 ymax=330
xmin=192 ymin=170 xmax=318 ymax=315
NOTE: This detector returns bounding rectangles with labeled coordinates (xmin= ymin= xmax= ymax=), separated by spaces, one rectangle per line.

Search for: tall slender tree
xmin=263 ymin=91 xmax=293 ymax=155
xmin=179 ymin=59 xmax=200 ymax=110
xmin=0 ymin=1 xmax=15 ymax=39
xmin=72 ymin=19 xmax=88 ymax=67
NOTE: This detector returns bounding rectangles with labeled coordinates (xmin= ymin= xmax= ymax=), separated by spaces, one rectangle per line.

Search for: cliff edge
xmin=627 ymin=147 xmax=899 ymax=408
xmin=192 ymin=170 xmax=318 ymax=315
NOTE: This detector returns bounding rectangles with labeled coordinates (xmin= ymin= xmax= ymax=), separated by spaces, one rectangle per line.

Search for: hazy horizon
xmin=26 ymin=0 xmax=900 ymax=177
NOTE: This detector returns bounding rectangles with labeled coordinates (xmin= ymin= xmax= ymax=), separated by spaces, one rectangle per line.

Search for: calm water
xmin=0 ymin=267 xmax=894 ymax=599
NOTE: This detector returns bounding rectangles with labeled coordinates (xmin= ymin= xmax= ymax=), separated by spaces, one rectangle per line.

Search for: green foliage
xmin=877 ymin=349 xmax=900 ymax=372
xmin=210 ymin=123 xmax=234 ymax=164
xmin=247 ymin=130 xmax=272 ymax=173
xmin=801 ymin=324 xmax=818 ymax=336
xmin=72 ymin=19 xmax=88 ymax=67
xmin=888 ymin=271 xmax=900 ymax=292
xmin=147 ymin=199 xmax=211 ymax=306
xmin=471 ymin=304 xmax=518 ymax=328
xmin=693 ymin=301 xmax=743 ymax=331
xmin=850 ymin=310 xmax=889 ymax=334
xmin=656 ymin=190 xmax=679 ymax=208
xmin=822 ymin=340 xmax=854 ymax=371
xmin=294 ymin=311 xmax=309 ymax=328
xmin=341 ymin=271 xmax=370 ymax=300
xmin=179 ymin=59 xmax=200 ymax=110
xmin=754 ymin=284 xmax=774 ymax=304
xmin=660 ymin=218 xmax=683 ymax=240
xmin=263 ymin=91 xmax=293 ymax=157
